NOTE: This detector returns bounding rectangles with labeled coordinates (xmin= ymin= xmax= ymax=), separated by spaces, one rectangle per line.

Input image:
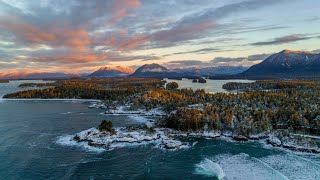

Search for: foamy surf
xmin=56 ymin=135 xmax=105 ymax=153
xmin=194 ymin=158 xmax=225 ymax=179
xmin=203 ymin=153 xmax=289 ymax=180
xmin=261 ymin=154 xmax=320 ymax=180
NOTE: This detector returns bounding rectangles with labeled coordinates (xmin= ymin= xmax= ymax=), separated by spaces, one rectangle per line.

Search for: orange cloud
xmin=96 ymin=29 xmax=149 ymax=51
xmin=0 ymin=17 xmax=90 ymax=51
xmin=33 ymin=53 xmax=113 ymax=63
xmin=117 ymin=35 xmax=150 ymax=51
xmin=56 ymin=29 xmax=90 ymax=51
xmin=0 ymin=17 xmax=56 ymax=44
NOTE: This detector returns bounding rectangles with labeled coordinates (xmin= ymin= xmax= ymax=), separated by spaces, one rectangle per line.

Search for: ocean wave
xmin=194 ymin=158 xmax=225 ymax=179
xmin=199 ymin=153 xmax=289 ymax=180
xmin=56 ymin=135 xmax=105 ymax=153
xmin=261 ymin=154 xmax=320 ymax=180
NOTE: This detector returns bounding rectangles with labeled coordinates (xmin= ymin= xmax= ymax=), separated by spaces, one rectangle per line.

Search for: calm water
xmin=164 ymin=79 xmax=254 ymax=93
xmin=0 ymin=81 xmax=319 ymax=180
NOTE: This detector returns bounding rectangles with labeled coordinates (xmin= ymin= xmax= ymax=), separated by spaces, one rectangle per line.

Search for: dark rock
xmin=233 ymin=135 xmax=249 ymax=141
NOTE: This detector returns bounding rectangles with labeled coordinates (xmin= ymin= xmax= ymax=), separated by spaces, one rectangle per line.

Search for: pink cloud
xmin=0 ymin=17 xmax=90 ymax=51
xmin=32 ymin=53 xmax=115 ymax=63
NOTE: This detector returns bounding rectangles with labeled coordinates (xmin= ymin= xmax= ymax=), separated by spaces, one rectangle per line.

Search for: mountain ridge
xmin=87 ymin=66 xmax=134 ymax=78
xmin=240 ymin=49 xmax=320 ymax=79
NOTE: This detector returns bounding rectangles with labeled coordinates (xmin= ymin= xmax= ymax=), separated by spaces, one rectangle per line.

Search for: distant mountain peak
xmin=130 ymin=63 xmax=177 ymax=78
xmin=0 ymin=71 xmax=78 ymax=80
xmin=88 ymin=66 xmax=134 ymax=78
xmin=240 ymin=49 xmax=320 ymax=79
xmin=98 ymin=66 xmax=134 ymax=74
xmin=138 ymin=63 xmax=168 ymax=72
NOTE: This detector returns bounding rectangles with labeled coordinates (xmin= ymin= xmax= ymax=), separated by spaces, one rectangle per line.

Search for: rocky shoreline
xmin=77 ymin=103 xmax=320 ymax=153
xmin=66 ymin=124 xmax=320 ymax=154
xmin=71 ymin=127 xmax=190 ymax=151
xmin=89 ymin=103 xmax=166 ymax=116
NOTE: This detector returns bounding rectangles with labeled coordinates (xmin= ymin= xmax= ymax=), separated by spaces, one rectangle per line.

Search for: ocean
xmin=0 ymin=80 xmax=319 ymax=180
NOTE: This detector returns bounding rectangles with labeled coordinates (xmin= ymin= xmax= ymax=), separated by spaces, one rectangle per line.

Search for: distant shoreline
xmin=0 ymin=98 xmax=101 ymax=102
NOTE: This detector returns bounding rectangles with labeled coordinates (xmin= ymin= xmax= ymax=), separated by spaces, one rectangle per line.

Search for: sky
xmin=0 ymin=0 xmax=319 ymax=74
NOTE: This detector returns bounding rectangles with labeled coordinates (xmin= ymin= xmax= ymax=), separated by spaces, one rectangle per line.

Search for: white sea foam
xmin=128 ymin=115 xmax=154 ymax=127
xmin=251 ymin=157 xmax=289 ymax=180
xmin=289 ymin=154 xmax=320 ymax=168
xmin=261 ymin=154 xmax=320 ymax=180
xmin=194 ymin=158 xmax=225 ymax=179
xmin=56 ymin=135 xmax=105 ymax=153
xmin=202 ymin=153 xmax=289 ymax=180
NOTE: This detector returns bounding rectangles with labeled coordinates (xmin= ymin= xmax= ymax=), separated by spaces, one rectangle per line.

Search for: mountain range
xmin=1 ymin=49 xmax=319 ymax=80
xmin=0 ymin=72 xmax=78 ymax=80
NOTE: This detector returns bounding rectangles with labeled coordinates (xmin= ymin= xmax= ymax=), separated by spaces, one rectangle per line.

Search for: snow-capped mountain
xmin=240 ymin=50 xmax=320 ymax=79
xmin=130 ymin=63 xmax=179 ymax=78
xmin=88 ymin=66 xmax=134 ymax=78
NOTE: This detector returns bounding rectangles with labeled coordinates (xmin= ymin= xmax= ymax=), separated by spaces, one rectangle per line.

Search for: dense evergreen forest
xmin=134 ymin=80 xmax=320 ymax=136
xmin=4 ymin=78 xmax=320 ymax=136
xmin=223 ymin=80 xmax=319 ymax=91
xmin=4 ymin=78 xmax=165 ymax=101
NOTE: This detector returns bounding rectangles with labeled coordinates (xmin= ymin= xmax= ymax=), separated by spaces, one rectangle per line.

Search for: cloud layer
xmin=0 ymin=0 xmax=319 ymax=73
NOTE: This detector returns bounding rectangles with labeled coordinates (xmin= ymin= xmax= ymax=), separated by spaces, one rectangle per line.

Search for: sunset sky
xmin=0 ymin=0 xmax=319 ymax=74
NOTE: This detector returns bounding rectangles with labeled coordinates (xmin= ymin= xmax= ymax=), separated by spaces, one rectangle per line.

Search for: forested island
xmin=4 ymin=78 xmax=320 ymax=152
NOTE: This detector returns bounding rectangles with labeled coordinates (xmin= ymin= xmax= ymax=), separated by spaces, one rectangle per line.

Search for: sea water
xmin=0 ymin=81 xmax=319 ymax=179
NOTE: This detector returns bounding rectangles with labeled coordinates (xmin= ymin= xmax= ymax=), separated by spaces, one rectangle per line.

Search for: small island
xmin=192 ymin=78 xmax=207 ymax=83
xmin=18 ymin=82 xmax=58 ymax=88
xmin=198 ymin=78 xmax=207 ymax=83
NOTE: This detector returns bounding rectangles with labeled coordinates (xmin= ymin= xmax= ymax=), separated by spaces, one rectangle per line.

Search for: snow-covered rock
xmin=201 ymin=131 xmax=221 ymax=138
xmin=267 ymin=133 xmax=320 ymax=153
xmin=88 ymin=103 xmax=107 ymax=109
xmin=67 ymin=127 xmax=189 ymax=151
xmin=158 ymin=139 xmax=189 ymax=150
xmin=268 ymin=134 xmax=282 ymax=147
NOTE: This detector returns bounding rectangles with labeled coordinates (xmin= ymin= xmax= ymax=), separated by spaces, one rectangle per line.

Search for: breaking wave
xmin=56 ymin=135 xmax=105 ymax=153
xmin=194 ymin=158 xmax=225 ymax=179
